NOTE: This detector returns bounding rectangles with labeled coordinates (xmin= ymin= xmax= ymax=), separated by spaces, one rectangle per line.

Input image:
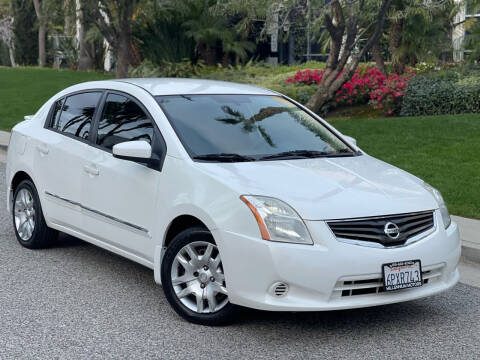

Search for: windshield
xmin=156 ymin=95 xmax=356 ymax=161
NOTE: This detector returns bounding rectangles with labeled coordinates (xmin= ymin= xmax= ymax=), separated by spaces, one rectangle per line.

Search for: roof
xmin=116 ymin=78 xmax=276 ymax=96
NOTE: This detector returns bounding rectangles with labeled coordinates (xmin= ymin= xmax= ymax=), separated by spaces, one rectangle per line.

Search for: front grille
xmin=327 ymin=211 xmax=435 ymax=247
xmin=334 ymin=264 xmax=443 ymax=297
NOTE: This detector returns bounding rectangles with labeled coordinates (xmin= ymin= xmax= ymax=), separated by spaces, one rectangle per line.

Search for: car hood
xmin=195 ymin=155 xmax=438 ymax=220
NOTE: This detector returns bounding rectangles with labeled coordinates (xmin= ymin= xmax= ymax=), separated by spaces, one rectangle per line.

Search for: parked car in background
xmin=6 ymin=79 xmax=460 ymax=325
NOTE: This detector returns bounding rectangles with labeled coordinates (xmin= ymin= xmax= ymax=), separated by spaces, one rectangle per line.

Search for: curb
xmin=453 ymin=215 xmax=480 ymax=265
xmin=0 ymin=130 xmax=10 ymax=152
xmin=462 ymin=244 xmax=480 ymax=265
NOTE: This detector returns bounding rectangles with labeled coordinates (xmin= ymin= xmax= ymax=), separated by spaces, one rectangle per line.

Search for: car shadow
xmin=54 ymin=233 xmax=87 ymax=248
xmin=238 ymin=301 xmax=433 ymax=327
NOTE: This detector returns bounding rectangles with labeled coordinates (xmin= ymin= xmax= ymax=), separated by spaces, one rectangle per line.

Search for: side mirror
xmin=112 ymin=141 xmax=154 ymax=164
xmin=343 ymin=135 xmax=357 ymax=147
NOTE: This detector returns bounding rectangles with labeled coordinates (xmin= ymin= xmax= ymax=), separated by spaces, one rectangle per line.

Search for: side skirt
xmin=48 ymin=220 xmax=154 ymax=270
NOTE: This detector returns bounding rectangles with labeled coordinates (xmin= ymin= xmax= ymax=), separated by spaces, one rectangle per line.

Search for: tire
xmin=161 ymin=227 xmax=238 ymax=326
xmin=12 ymin=179 xmax=58 ymax=249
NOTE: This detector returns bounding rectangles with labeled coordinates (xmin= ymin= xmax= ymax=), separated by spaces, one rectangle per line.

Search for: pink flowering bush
xmin=368 ymin=72 xmax=413 ymax=115
xmin=286 ymin=69 xmax=325 ymax=85
xmin=333 ymin=66 xmax=386 ymax=107
xmin=286 ymin=66 xmax=415 ymax=115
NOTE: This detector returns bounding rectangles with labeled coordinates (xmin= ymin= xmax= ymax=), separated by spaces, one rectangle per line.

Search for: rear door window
xmin=51 ymin=92 xmax=102 ymax=140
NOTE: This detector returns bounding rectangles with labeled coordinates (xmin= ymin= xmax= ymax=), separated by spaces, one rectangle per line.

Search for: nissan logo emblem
xmin=384 ymin=222 xmax=400 ymax=239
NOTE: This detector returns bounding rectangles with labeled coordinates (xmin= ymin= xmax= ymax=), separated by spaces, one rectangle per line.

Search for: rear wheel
xmin=12 ymin=180 xmax=57 ymax=249
xmin=161 ymin=227 xmax=237 ymax=325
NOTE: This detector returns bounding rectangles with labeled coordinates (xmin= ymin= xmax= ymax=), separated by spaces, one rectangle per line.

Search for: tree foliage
xmin=11 ymin=0 xmax=38 ymax=65
xmin=303 ymin=0 xmax=393 ymax=112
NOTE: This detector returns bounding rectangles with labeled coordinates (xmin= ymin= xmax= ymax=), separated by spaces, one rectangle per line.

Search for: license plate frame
xmin=382 ymin=260 xmax=423 ymax=291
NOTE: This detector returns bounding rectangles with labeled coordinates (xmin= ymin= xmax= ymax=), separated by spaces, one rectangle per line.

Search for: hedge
xmin=400 ymin=76 xmax=480 ymax=116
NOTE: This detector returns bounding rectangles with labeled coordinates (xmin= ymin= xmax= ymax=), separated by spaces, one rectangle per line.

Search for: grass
xmin=0 ymin=67 xmax=112 ymax=131
xmin=330 ymin=114 xmax=480 ymax=219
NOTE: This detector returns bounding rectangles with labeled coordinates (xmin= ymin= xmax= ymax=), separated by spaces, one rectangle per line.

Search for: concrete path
xmin=453 ymin=215 xmax=480 ymax=264
xmin=459 ymin=259 xmax=480 ymax=288
xmin=0 ymin=130 xmax=479 ymax=263
xmin=0 ymin=130 xmax=9 ymax=151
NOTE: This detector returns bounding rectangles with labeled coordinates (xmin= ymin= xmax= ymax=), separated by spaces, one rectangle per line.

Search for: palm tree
xmin=221 ymin=31 xmax=255 ymax=66
xmin=463 ymin=0 xmax=480 ymax=61
xmin=183 ymin=0 xmax=226 ymax=65
xmin=387 ymin=0 xmax=460 ymax=73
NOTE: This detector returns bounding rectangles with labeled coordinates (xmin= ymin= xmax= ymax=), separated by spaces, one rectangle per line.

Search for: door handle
xmin=37 ymin=144 xmax=49 ymax=155
xmin=83 ymin=164 xmax=100 ymax=176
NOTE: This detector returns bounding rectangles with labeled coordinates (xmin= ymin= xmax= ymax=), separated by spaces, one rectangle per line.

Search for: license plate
xmin=382 ymin=260 xmax=423 ymax=291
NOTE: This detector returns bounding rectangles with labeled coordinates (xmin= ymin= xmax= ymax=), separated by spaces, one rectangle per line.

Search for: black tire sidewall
xmin=161 ymin=227 xmax=237 ymax=326
xmin=12 ymin=180 xmax=53 ymax=249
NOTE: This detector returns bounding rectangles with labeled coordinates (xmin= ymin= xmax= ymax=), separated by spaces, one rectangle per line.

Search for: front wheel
xmin=161 ymin=227 xmax=238 ymax=326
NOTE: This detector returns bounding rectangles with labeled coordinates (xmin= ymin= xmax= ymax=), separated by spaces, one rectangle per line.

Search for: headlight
xmin=240 ymin=195 xmax=313 ymax=245
xmin=423 ymin=183 xmax=451 ymax=229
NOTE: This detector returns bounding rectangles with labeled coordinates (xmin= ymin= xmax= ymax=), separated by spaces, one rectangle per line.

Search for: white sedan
xmin=6 ymin=78 xmax=460 ymax=325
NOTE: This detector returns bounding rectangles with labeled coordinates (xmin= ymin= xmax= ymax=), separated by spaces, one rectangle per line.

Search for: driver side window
xmin=96 ymin=93 xmax=154 ymax=150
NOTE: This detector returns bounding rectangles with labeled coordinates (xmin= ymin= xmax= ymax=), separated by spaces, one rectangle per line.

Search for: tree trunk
xmin=116 ymin=30 xmax=130 ymax=78
xmin=64 ymin=0 xmax=72 ymax=35
xmin=198 ymin=43 xmax=207 ymax=63
xmin=0 ymin=18 xmax=16 ymax=67
xmin=222 ymin=52 xmax=230 ymax=67
xmin=389 ymin=19 xmax=405 ymax=74
xmin=306 ymin=0 xmax=392 ymax=113
xmin=115 ymin=0 xmax=134 ymax=79
xmin=306 ymin=84 xmax=337 ymax=113
xmin=38 ymin=23 xmax=46 ymax=66
xmin=32 ymin=0 xmax=46 ymax=67
xmin=288 ymin=32 xmax=295 ymax=65
xmin=205 ymin=45 xmax=216 ymax=65
xmin=78 ymin=37 xmax=94 ymax=70
xmin=77 ymin=0 xmax=93 ymax=71
xmin=8 ymin=46 xmax=16 ymax=67
xmin=371 ymin=41 xmax=386 ymax=74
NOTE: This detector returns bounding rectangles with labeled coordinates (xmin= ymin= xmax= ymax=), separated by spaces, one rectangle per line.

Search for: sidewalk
xmin=452 ymin=215 xmax=480 ymax=264
xmin=0 ymin=130 xmax=479 ymax=263
xmin=0 ymin=130 xmax=9 ymax=151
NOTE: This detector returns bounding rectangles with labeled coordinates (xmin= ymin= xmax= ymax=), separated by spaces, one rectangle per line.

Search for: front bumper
xmin=214 ymin=210 xmax=460 ymax=311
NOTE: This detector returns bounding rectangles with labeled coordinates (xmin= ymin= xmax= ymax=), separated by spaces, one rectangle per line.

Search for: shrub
xmin=286 ymin=69 xmax=324 ymax=85
xmin=286 ymin=66 xmax=415 ymax=115
xmin=413 ymin=62 xmax=438 ymax=74
xmin=272 ymin=83 xmax=317 ymax=104
xmin=130 ymin=59 xmax=206 ymax=78
xmin=368 ymin=72 xmax=413 ymax=115
xmin=333 ymin=66 xmax=386 ymax=108
xmin=400 ymin=76 xmax=480 ymax=116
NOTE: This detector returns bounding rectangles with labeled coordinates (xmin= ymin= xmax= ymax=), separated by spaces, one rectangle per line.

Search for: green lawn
xmin=0 ymin=67 xmax=477 ymax=218
xmin=330 ymin=114 xmax=480 ymax=219
xmin=0 ymin=67 xmax=112 ymax=131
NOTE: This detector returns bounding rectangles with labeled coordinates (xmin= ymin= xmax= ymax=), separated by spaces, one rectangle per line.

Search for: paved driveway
xmin=1 ymin=163 xmax=479 ymax=359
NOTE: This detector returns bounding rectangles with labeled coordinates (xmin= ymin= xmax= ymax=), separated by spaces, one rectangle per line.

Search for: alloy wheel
xmin=14 ymin=188 xmax=36 ymax=241
xmin=170 ymin=241 xmax=228 ymax=314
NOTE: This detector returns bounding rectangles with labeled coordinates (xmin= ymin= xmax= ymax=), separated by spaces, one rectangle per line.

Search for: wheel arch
xmin=9 ymin=170 xmax=35 ymax=211
xmin=154 ymin=213 xmax=216 ymax=285
xmin=163 ymin=215 xmax=210 ymax=249
xmin=11 ymin=170 xmax=34 ymax=193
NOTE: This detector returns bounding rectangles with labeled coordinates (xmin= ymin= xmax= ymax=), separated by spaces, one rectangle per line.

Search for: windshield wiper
xmin=192 ymin=153 xmax=257 ymax=162
xmin=259 ymin=149 xmax=355 ymax=160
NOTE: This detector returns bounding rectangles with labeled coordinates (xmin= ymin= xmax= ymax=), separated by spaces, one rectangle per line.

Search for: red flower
xmin=284 ymin=66 xmax=415 ymax=115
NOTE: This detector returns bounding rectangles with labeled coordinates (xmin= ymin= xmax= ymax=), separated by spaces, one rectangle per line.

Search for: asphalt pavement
xmin=1 ymin=162 xmax=479 ymax=359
